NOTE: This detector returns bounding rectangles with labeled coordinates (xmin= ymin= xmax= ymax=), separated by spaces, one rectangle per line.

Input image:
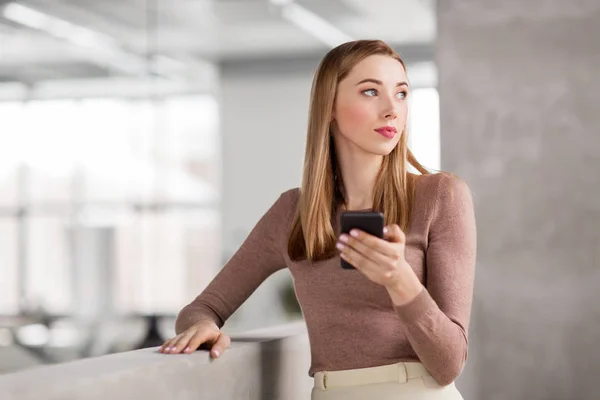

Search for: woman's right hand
xmin=158 ymin=320 xmax=231 ymax=358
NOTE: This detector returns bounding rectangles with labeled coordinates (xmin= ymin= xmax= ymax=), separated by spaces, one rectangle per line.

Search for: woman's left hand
xmin=337 ymin=224 xmax=423 ymax=302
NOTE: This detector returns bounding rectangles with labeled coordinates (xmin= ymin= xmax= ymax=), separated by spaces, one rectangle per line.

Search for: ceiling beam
xmin=219 ymin=43 xmax=435 ymax=76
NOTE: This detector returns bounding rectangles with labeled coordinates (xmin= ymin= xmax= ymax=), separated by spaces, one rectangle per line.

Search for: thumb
xmin=384 ymin=224 xmax=405 ymax=244
xmin=210 ymin=332 xmax=231 ymax=358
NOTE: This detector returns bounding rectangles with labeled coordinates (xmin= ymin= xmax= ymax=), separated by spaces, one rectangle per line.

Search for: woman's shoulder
xmin=279 ymin=187 xmax=301 ymax=206
xmin=414 ymin=172 xmax=473 ymax=213
xmin=271 ymin=187 xmax=301 ymax=219
xmin=256 ymin=188 xmax=300 ymax=234
xmin=415 ymin=171 xmax=469 ymax=193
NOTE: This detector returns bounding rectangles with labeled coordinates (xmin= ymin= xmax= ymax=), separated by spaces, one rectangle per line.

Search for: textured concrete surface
xmin=437 ymin=1 xmax=600 ymax=399
xmin=0 ymin=322 xmax=312 ymax=400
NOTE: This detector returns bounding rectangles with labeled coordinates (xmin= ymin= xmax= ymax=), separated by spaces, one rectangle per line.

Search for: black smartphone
xmin=339 ymin=211 xmax=384 ymax=269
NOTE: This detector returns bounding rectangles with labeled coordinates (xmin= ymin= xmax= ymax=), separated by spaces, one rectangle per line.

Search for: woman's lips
xmin=374 ymin=126 xmax=397 ymax=139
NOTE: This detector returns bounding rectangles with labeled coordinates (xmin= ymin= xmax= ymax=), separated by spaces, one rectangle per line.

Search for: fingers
xmin=159 ymin=331 xmax=193 ymax=354
xmin=159 ymin=323 xmax=223 ymax=355
xmin=340 ymin=228 xmax=399 ymax=259
xmin=339 ymin=240 xmax=395 ymax=276
xmin=159 ymin=335 xmax=180 ymax=353
xmin=342 ymin=241 xmax=396 ymax=274
xmin=339 ymin=240 xmax=402 ymax=286
xmin=170 ymin=330 xmax=197 ymax=354
xmin=337 ymin=235 xmax=377 ymax=265
xmin=339 ymin=244 xmax=372 ymax=271
xmin=184 ymin=326 xmax=220 ymax=355
xmin=337 ymin=225 xmax=406 ymax=277
xmin=159 ymin=324 xmax=229 ymax=358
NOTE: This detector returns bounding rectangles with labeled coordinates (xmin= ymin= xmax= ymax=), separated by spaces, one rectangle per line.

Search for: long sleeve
xmin=394 ymin=174 xmax=477 ymax=385
xmin=175 ymin=189 xmax=297 ymax=334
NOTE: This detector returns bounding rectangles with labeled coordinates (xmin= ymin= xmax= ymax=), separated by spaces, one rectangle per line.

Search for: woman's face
xmin=331 ymin=54 xmax=409 ymax=156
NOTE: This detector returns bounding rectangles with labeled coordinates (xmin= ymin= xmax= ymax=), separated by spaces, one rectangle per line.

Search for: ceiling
xmin=0 ymin=0 xmax=436 ymax=95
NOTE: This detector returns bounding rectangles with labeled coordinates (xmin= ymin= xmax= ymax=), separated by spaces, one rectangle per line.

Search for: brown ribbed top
xmin=176 ymin=172 xmax=477 ymax=385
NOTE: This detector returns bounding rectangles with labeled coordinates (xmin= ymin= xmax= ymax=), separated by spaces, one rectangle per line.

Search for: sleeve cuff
xmin=394 ymin=288 xmax=438 ymax=324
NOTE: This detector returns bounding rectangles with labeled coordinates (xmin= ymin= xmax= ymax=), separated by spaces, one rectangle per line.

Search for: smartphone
xmin=339 ymin=211 xmax=384 ymax=269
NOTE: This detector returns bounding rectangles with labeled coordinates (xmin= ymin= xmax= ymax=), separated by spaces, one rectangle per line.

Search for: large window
xmin=409 ymin=87 xmax=441 ymax=172
xmin=0 ymin=96 xmax=221 ymax=316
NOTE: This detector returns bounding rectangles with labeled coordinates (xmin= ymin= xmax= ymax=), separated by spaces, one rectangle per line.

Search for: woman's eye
xmin=362 ymin=89 xmax=407 ymax=99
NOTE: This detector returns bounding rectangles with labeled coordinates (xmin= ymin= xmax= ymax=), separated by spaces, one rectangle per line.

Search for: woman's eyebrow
xmin=356 ymin=78 xmax=408 ymax=87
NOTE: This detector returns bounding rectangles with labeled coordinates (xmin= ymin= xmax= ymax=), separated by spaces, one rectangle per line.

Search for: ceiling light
xmin=271 ymin=1 xmax=353 ymax=48
xmin=2 ymin=2 xmax=115 ymax=50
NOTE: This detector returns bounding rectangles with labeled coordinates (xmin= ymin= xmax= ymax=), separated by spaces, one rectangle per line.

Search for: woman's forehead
xmin=343 ymin=55 xmax=407 ymax=84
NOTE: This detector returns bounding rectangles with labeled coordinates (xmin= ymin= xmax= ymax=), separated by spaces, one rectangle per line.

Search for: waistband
xmin=313 ymin=362 xmax=431 ymax=390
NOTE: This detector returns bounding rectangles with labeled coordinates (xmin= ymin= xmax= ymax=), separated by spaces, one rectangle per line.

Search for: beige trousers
xmin=311 ymin=362 xmax=464 ymax=400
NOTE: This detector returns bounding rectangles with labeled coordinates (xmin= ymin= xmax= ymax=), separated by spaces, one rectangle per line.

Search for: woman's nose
xmin=383 ymin=105 xmax=398 ymax=120
xmin=381 ymin=95 xmax=398 ymax=120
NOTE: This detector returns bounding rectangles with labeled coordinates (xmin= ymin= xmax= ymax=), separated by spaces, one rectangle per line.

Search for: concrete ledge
xmin=0 ymin=321 xmax=312 ymax=400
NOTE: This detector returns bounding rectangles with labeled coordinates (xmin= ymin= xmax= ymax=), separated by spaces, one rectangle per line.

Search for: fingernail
xmin=336 ymin=242 xmax=344 ymax=250
xmin=350 ymin=230 xmax=359 ymax=237
xmin=339 ymin=234 xmax=348 ymax=242
xmin=384 ymin=227 xmax=388 ymax=233
xmin=185 ymin=346 xmax=191 ymax=352
xmin=213 ymin=350 xmax=220 ymax=357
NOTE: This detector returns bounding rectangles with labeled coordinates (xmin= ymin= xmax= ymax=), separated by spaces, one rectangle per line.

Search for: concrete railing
xmin=0 ymin=321 xmax=313 ymax=400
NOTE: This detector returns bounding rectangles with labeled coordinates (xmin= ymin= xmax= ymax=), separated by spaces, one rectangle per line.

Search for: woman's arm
xmin=393 ymin=175 xmax=477 ymax=386
xmin=175 ymin=189 xmax=297 ymax=334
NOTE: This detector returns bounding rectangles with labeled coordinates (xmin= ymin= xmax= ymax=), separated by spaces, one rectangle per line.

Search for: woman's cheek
xmin=339 ymin=103 xmax=372 ymax=130
xmin=398 ymin=104 xmax=409 ymax=123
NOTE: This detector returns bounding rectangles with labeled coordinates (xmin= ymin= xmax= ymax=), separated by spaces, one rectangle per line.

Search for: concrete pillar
xmin=437 ymin=2 xmax=600 ymax=399
xmin=70 ymin=227 xmax=114 ymax=321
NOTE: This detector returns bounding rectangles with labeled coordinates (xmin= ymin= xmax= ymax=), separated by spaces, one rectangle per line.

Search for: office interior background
xmin=0 ymin=1 xmax=599 ymax=399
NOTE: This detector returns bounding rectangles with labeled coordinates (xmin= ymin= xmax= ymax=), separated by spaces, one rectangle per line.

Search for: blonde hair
xmin=288 ymin=40 xmax=430 ymax=262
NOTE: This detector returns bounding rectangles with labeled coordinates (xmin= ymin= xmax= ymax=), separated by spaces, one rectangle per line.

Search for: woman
xmin=160 ymin=39 xmax=476 ymax=399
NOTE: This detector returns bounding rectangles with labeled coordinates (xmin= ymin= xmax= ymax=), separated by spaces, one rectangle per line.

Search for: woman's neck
xmin=337 ymin=152 xmax=383 ymax=211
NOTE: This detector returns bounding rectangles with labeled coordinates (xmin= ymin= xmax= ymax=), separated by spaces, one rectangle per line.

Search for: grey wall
xmin=218 ymin=60 xmax=313 ymax=333
xmin=437 ymin=1 xmax=600 ymax=399
xmin=220 ymin=60 xmax=312 ymax=260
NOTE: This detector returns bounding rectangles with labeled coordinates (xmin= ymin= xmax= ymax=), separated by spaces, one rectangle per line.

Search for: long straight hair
xmin=288 ymin=40 xmax=430 ymax=262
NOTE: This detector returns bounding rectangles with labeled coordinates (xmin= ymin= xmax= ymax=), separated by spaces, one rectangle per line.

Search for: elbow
xmin=431 ymin=348 xmax=467 ymax=386
xmin=431 ymin=325 xmax=469 ymax=386
xmin=432 ymin=364 xmax=463 ymax=387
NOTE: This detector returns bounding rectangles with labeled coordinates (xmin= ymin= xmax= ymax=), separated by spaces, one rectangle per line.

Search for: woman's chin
xmin=365 ymin=144 xmax=397 ymax=157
